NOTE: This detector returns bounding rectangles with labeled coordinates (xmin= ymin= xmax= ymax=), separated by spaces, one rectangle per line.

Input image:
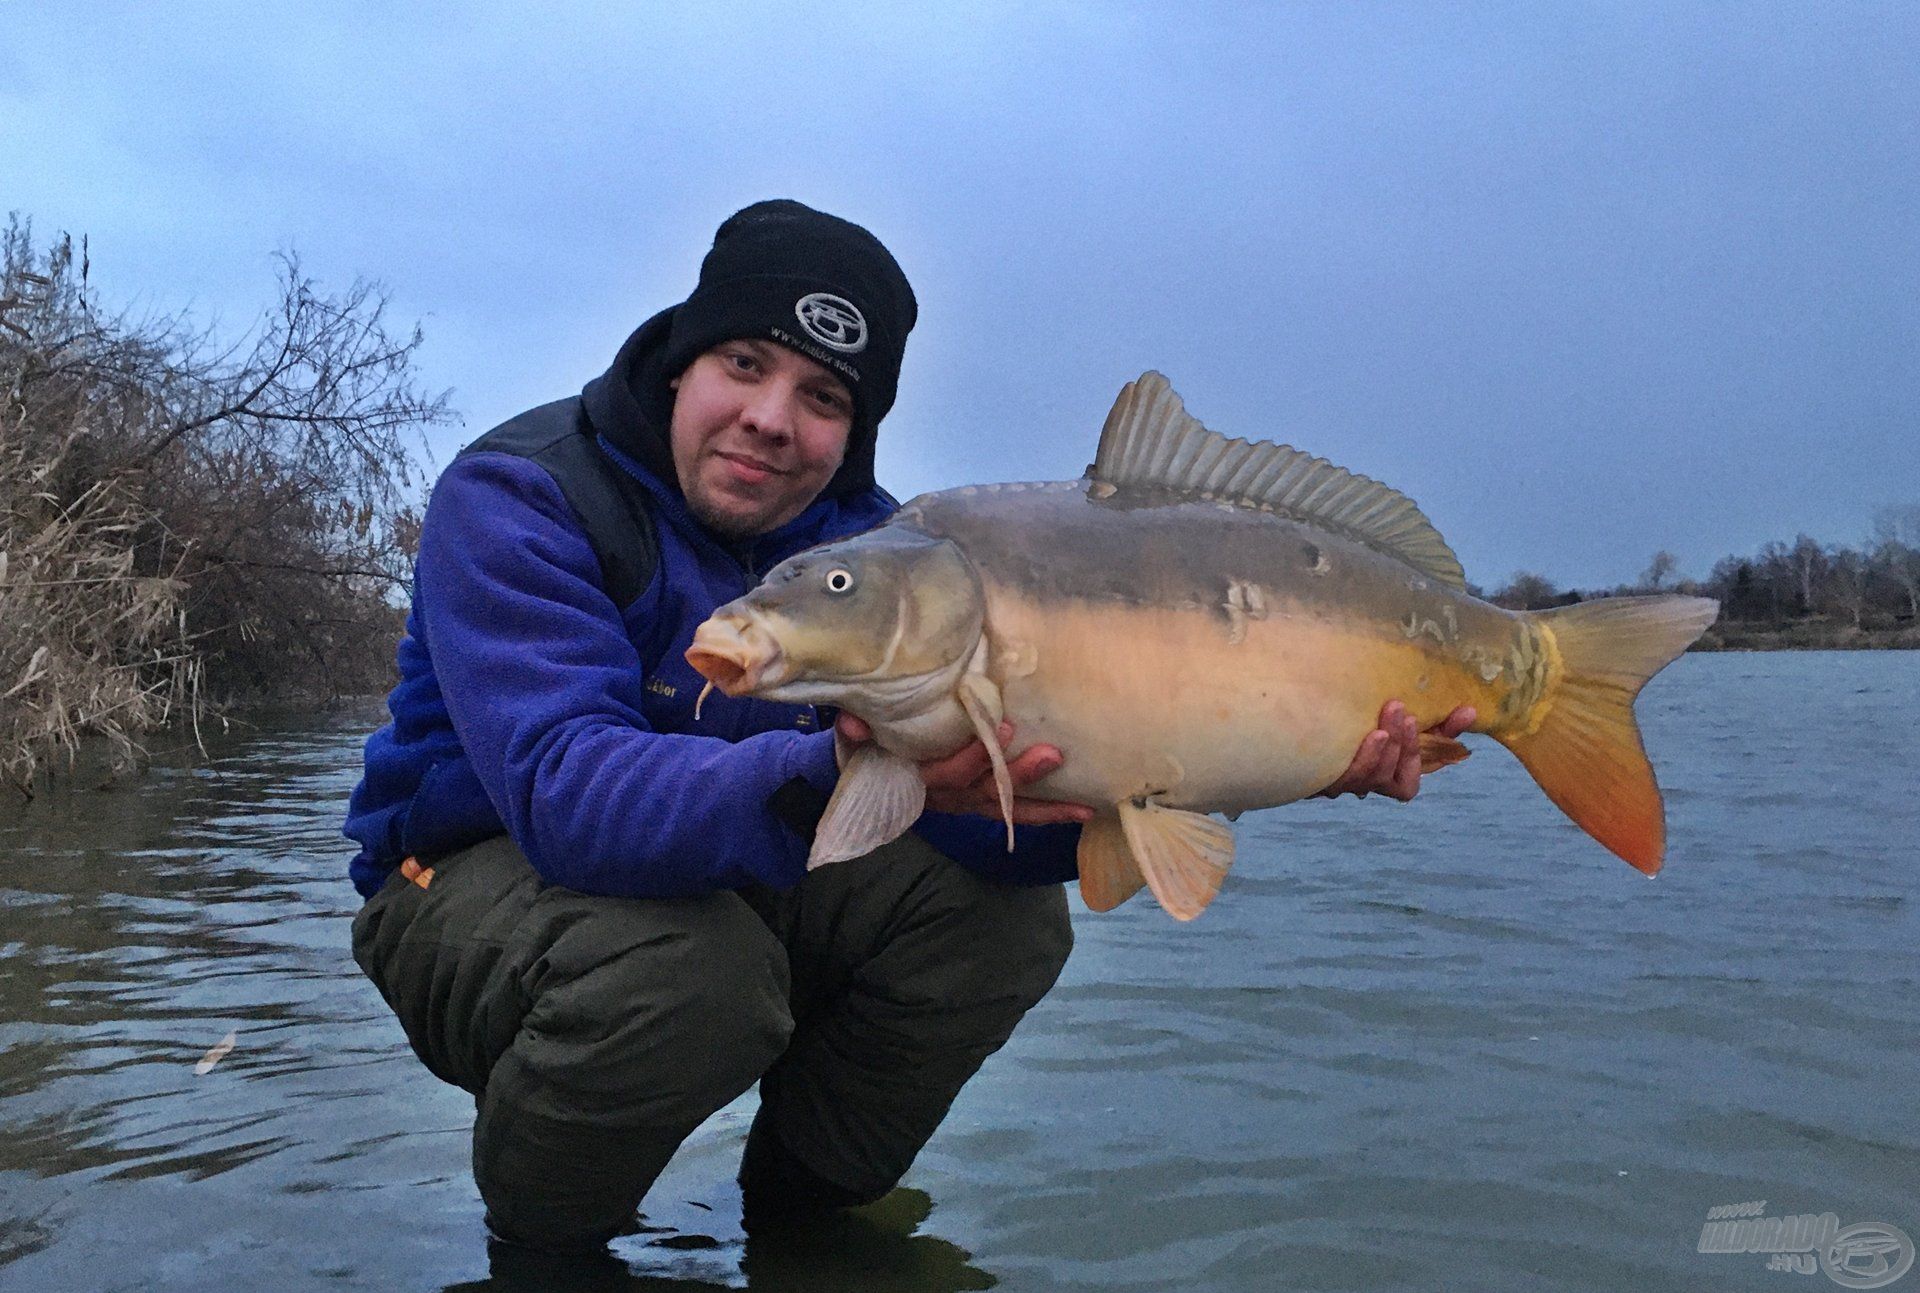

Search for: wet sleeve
xmin=415 ymin=453 xmax=838 ymax=897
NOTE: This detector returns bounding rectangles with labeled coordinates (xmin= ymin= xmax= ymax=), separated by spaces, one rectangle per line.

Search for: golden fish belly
xmin=981 ymin=582 xmax=1504 ymax=815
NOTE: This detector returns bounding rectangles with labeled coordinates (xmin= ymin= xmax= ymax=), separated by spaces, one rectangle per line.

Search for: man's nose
xmin=740 ymin=380 xmax=799 ymax=442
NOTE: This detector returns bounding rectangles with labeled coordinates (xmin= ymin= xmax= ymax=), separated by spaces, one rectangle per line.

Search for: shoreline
xmin=1690 ymin=625 xmax=1918 ymax=652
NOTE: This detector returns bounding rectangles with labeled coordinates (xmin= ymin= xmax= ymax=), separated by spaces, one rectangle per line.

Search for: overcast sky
xmin=5 ymin=3 xmax=1915 ymax=588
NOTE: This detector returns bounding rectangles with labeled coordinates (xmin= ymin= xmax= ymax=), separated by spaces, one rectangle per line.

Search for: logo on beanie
xmin=794 ymin=293 xmax=868 ymax=354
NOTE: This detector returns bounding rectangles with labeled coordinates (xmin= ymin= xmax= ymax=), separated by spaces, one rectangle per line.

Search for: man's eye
xmin=811 ymin=388 xmax=848 ymax=413
xmin=727 ymin=352 xmax=758 ymax=373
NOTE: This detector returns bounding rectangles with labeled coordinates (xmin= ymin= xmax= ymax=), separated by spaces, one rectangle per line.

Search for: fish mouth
xmin=686 ymin=613 xmax=789 ymax=697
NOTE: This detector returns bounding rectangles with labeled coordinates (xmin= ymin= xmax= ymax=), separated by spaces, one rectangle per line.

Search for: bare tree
xmin=1641 ymin=550 xmax=1678 ymax=591
xmin=1491 ymin=570 xmax=1561 ymax=610
xmin=1789 ymin=533 xmax=1825 ymax=614
xmin=1822 ymin=545 xmax=1870 ymax=629
xmin=1871 ymin=504 xmax=1920 ymax=619
xmin=1 ymin=217 xmax=450 ymax=789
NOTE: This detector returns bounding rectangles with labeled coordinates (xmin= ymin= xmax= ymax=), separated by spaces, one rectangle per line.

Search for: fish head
xmin=687 ymin=528 xmax=985 ymax=714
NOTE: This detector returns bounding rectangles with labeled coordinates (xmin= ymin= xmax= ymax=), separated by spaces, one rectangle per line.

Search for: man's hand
xmin=835 ymin=713 xmax=1095 ymax=827
xmin=1316 ymin=700 xmax=1477 ymax=802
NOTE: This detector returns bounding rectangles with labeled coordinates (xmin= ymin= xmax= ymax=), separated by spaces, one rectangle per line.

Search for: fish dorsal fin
xmin=1091 ymin=371 xmax=1466 ymax=589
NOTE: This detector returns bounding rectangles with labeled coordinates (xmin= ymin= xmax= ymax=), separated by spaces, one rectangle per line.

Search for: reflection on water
xmin=0 ymin=709 xmax=1002 ymax=1293
xmin=1 ymin=653 xmax=1917 ymax=1292
xmin=453 ymin=1191 xmax=993 ymax=1293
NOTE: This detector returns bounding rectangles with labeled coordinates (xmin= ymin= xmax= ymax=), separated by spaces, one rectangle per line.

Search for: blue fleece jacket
xmin=344 ymin=314 xmax=1081 ymax=899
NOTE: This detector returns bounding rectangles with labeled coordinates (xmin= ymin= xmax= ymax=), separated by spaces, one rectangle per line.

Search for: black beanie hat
xmin=663 ymin=200 xmax=918 ymax=437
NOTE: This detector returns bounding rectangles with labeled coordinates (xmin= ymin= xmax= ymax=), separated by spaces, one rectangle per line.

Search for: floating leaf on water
xmin=195 ymin=1030 xmax=238 ymax=1075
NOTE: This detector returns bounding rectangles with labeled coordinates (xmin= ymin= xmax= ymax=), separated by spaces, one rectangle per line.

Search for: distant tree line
xmin=0 ymin=219 xmax=449 ymax=791
xmin=1488 ymin=512 xmax=1920 ymax=650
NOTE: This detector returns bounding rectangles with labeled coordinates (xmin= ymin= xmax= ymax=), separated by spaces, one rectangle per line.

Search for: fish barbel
xmin=688 ymin=372 xmax=1718 ymax=920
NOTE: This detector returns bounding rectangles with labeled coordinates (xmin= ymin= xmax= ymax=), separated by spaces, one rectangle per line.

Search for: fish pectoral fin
xmin=1117 ymin=799 xmax=1235 ymax=922
xmin=1418 ymin=731 xmax=1472 ymax=774
xmin=809 ymin=744 xmax=927 ymax=869
xmin=1076 ymin=812 xmax=1147 ymax=912
xmin=957 ymin=673 xmax=1016 ymax=852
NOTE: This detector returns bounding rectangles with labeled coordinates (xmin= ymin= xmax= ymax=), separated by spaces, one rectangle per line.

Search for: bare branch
xmin=1 ymin=214 xmax=448 ymax=785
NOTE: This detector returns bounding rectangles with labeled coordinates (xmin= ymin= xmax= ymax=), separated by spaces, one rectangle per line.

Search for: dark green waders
xmin=351 ymin=833 xmax=1072 ymax=1252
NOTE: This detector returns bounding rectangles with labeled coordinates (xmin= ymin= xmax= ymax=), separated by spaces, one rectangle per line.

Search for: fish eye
xmin=823 ymin=567 xmax=856 ymax=596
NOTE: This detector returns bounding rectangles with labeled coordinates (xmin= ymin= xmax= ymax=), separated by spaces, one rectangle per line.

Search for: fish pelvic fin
xmin=1419 ymin=731 xmax=1473 ymax=774
xmin=1076 ymin=813 xmax=1147 ymax=912
xmin=810 ymin=743 xmax=927 ymax=868
xmin=1496 ymin=595 xmax=1719 ymax=875
xmin=1118 ymin=798 xmax=1235 ymax=921
xmin=957 ymin=672 xmax=1016 ymax=851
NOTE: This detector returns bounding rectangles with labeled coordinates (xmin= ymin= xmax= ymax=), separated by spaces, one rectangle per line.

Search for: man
xmin=345 ymin=199 xmax=1467 ymax=1254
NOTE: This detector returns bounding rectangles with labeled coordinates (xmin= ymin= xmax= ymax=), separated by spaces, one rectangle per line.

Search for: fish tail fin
xmin=1494 ymin=595 xmax=1718 ymax=874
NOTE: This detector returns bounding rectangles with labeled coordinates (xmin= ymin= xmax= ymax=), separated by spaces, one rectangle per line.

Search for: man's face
xmin=669 ymin=339 xmax=855 ymax=540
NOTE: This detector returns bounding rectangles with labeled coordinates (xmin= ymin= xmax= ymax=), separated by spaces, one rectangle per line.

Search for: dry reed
xmin=0 ymin=218 xmax=448 ymax=793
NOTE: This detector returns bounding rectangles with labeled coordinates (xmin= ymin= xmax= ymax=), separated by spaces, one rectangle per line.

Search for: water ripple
xmin=0 ymin=657 xmax=1915 ymax=1290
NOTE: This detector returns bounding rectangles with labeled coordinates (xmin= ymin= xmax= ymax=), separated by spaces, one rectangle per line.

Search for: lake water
xmin=1 ymin=651 xmax=1915 ymax=1292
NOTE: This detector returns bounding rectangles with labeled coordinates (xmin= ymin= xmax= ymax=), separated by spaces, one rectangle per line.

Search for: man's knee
xmin=505 ymin=889 xmax=794 ymax=1125
xmin=470 ymin=890 xmax=795 ymax=1253
xmin=877 ymin=864 xmax=1073 ymax=1015
xmin=972 ymin=878 xmax=1074 ymax=1004
xmin=350 ymin=837 xmax=547 ymax=1092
